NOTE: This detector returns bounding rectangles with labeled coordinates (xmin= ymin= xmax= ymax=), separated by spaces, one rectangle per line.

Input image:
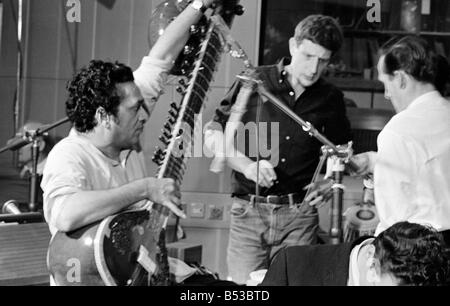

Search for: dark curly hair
xmin=294 ymin=14 xmax=343 ymax=55
xmin=66 ymin=60 xmax=134 ymax=132
xmin=373 ymin=221 xmax=450 ymax=286
xmin=380 ymin=35 xmax=450 ymax=95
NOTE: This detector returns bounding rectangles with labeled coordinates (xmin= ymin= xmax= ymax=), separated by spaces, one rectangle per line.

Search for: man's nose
xmin=138 ymin=107 xmax=149 ymax=122
xmin=309 ymin=57 xmax=319 ymax=74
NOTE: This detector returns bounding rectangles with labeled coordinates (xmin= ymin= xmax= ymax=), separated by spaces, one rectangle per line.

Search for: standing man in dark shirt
xmin=204 ymin=14 xmax=352 ymax=284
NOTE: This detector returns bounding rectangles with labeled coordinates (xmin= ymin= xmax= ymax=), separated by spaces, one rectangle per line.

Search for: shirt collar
xmin=276 ymin=57 xmax=291 ymax=82
xmin=69 ymin=128 xmax=132 ymax=168
xmin=407 ymin=90 xmax=441 ymax=111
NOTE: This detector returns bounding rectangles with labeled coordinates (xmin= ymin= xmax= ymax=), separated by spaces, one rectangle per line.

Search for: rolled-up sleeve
xmin=133 ymin=56 xmax=172 ymax=116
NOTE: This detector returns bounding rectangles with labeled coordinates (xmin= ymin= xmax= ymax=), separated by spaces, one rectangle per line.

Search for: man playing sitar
xmin=42 ymin=0 xmax=219 ymax=286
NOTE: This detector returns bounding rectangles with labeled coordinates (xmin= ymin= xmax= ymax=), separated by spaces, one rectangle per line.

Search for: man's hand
xmin=303 ymin=179 xmax=334 ymax=207
xmin=231 ymin=69 xmax=260 ymax=114
xmin=146 ymin=178 xmax=186 ymax=218
xmin=348 ymin=151 xmax=377 ymax=177
xmin=243 ymin=160 xmax=277 ymax=188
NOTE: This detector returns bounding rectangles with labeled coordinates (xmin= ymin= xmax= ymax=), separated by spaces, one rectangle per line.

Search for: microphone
xmin=2 ymin=200 xmax=22 ymax=215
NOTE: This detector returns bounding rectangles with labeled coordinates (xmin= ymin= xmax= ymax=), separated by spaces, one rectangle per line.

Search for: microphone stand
xmin=28 ymin=117 xmax=70 ymax=212
xmin=0 ymin=117 xmax=70 ymax=213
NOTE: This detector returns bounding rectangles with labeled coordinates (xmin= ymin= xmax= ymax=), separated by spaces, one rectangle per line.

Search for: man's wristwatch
xmin=190 ymin=0 xmax=207 ymax=14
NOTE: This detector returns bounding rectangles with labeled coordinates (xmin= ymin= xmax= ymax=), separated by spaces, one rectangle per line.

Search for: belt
xmin=236 ymin=193 xmax=303 ymax=205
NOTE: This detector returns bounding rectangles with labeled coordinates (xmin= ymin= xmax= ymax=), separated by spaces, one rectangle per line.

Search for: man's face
xmin=111 ymin=82 xmax=149 ymax=151
xmin=289 ymin=38 xmax=331 ymax=87
xmin=377 ymin=55 xmax=403 ymax=112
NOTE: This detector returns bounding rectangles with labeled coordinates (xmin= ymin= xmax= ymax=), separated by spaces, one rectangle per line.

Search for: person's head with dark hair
xmin=377 ymin=35 xmax=450 ymax=112
xmin=293 ymin=14 xmax=343 ymax=55
xmin=364 ymin=221 xmax=450 ymax=286
xmin=66 ymin=60 xmax=136 ymax=132
xmin=287 ymin=15 xmax=343 ymax=90
xmin=66 ymin=60 xmax=149 ymax=153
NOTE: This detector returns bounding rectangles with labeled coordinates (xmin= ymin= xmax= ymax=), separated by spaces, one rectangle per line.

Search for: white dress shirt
xmin=374 ymin=91 xmax=450 ymax=235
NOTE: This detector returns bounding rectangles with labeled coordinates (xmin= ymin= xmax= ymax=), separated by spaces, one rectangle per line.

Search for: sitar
xmin=47 ymin=0 xmax=242 ymax=286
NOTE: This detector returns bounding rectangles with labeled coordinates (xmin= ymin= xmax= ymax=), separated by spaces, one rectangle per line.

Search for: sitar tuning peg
xmin=161 ymin=128 xmax=172 ymax=140
xmin=183 ymin=45 xmax=195 ymax=55
xmin=168 ymin=108 xmax=178 ymax=119
xmin=176 ymin=86 xmax=185 ymax=94
xmin=178 ymin=79 xmax=188 ymax=89
xmin=159 ymin=135 xmax=170 ymax=146
xmin=152 ymin=147 xmax=165 ymax=165
xmin=163 ymin=122 xmax=172 ymax=132
xmin=152 ymin=156 xmax=162 ymax=166
xmin=167 ymin=116 xmax=176 ymax=125
xmin=190 ymin=25 xmax=199 ymax=34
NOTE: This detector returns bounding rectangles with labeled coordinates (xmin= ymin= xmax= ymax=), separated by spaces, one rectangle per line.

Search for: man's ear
xmin=95 ymin=107 xmax=111 ymax=129
xmin=365 ymin=245 xmax=381 ymax=284
xmin=395 ymin=71 xmax=408 ymax=89
xmin=288 ymin=37 xmax=297 ymax=56
xmin=366 ymin=244 xmax=375 ymax=257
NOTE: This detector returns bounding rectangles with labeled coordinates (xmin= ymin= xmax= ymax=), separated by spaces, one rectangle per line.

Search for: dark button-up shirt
xmin=208 ymin=58 xmax=351 ymax=197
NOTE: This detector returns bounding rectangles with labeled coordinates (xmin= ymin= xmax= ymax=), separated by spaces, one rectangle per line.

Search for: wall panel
xmin=94 ymin=0 xmax=133 ymax=62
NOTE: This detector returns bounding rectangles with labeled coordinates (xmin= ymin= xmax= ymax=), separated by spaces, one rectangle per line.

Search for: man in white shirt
xmin=350 ymin=36 xmax=450 ymax=241
xmin=42 ymin=0 xmax=216 ymax=236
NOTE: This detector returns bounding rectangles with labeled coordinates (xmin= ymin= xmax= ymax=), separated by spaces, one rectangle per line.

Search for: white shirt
xmin=374 ymin=91 xmax=450 ymax=235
